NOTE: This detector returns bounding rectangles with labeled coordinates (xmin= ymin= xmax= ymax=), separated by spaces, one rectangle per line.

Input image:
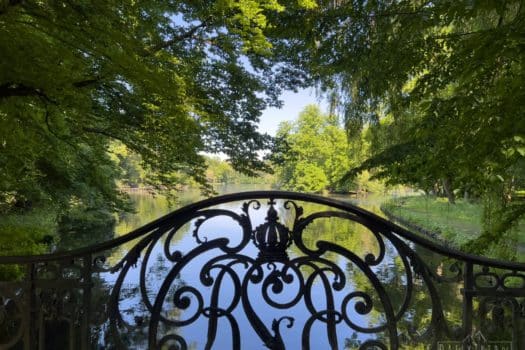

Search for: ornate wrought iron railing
xmin=0 ymin=191 xmax=524 ymax=349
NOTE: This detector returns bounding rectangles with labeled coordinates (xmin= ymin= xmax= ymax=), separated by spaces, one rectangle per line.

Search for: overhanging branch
xmin=73 ymin=77 xmax=102 ymax=88
xmin=0 ymin=83 xmax=55 ymax=103
xmin=82 ymin=126 xmax=145 ymax=155
xmin=145 ymin=18 xmax=211 ymax=55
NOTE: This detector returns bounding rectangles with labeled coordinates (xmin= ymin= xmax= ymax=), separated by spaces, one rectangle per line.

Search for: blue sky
xmin=206 ymin=88 xmax=328 ymax=160
xmin=258 ymin=88 xmax=328 ymax=136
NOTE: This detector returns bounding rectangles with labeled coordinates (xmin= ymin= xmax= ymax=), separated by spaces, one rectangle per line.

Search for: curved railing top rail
xmin=1 ymin=190 xmax=524 ymax=270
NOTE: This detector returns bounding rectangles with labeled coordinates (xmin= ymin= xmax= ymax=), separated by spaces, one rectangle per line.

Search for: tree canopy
xmin=2 ymin=1 xmax=524 ymax=257
xmin=268 ymin=0 xmax=525 ymax=249
xmin=0 ymin=0 xmax=308 ymax=212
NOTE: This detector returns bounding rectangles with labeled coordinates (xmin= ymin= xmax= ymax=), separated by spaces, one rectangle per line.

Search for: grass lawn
xmin=0 ymin=207 xmax=58 ymax=279
xmin=382 ymin=195 xmax=525 ymax=253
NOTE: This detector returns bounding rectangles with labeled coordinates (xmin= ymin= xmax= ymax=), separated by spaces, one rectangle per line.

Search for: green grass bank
xmin=381 ymin=195 xmax=525 ymax=260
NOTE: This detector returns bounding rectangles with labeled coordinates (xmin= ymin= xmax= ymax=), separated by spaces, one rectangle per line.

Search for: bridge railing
xmin=0 ymin=191 xmax=523 ymax=349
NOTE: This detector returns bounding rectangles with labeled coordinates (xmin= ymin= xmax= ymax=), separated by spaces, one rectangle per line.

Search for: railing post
xmin=81 ymin=254 xmax=92 ymax=350
xmin=25 ymin=262 xmax=36 ymax=350
xmin=462 ymin=262 xmax=474 ymax=343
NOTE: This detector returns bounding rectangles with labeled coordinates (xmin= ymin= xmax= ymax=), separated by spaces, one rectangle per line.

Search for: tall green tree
xmin=273 ymin=105 xmax=352 ymax=192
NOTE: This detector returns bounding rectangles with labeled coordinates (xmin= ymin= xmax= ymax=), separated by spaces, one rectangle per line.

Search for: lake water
xmin=114 ymin=185 xmax=391 ymax=235
xmin=68 ymin=185 xmax=517 ymax=349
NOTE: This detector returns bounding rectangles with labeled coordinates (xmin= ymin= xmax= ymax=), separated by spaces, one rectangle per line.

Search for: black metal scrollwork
xmin=0 ymin=191 xmax=524 ymax=350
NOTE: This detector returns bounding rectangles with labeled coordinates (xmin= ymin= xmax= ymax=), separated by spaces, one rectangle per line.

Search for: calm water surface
xmin=82 ymin=185 xmax=464 ymax=349
xmin=115 ymin=187 xmax=388 ymax=234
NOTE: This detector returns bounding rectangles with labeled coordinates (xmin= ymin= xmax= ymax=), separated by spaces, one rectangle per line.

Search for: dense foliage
xmin=0 ymin=0 xmax=311 ymax=214
xmin=1 ymin=0 xmax=524 ymax=258
xmin=273 ymin=105 xmax=356 ymax=193
xmin=268 ymin=0 xmax=525 ymax=252
xmin=0 ymin=0 xmax=314 ymax=255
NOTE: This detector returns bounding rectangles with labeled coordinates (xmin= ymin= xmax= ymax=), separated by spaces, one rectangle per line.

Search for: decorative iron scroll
xmin=0 ymin=191 xmax=524 ymax=350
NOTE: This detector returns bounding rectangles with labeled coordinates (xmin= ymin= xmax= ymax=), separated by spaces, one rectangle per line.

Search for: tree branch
xmin=72 ymin=77 xmax=102 ymax=88
xmin=0 ymin=83 xmax=55 ymax=103
xmin=43 ymin=107 xmax=78 ymax=149
xmin=82 ymin=126 xmax=125 ymax=141
xmin=431 ymin=32 xmax=476 ymax=40
xmin=145 ymin=19 xmax=211 ymax=55
xmin=0 ymin=78 xmax=102 ymax=102
xmin=367 ymin=8 xmax=433 ymax=18
xmin=82 ymin=126 xmax=144 ymax=154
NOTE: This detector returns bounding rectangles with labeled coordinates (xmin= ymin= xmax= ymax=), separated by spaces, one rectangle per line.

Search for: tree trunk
xmin=442 ymin=177 xmax=456 ymax=204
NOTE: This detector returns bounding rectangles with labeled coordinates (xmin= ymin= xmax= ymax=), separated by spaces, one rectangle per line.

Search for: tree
xmin=0 ymin=0 xmax=311 ymax=213
xmin=268 ymin=1 xmax=525 ymax=251
xmin=291 ymin=161 xmax=328 ymax=192
xmin=273 ymin=105 xmax=352 ymax=193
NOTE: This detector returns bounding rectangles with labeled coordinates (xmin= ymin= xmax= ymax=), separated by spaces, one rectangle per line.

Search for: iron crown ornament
xmin=252 ymin=199 xmax=293 ymax=262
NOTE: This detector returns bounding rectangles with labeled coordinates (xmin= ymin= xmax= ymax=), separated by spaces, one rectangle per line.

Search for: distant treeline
xmin=111 ymin=143 xmax=274 ymax=190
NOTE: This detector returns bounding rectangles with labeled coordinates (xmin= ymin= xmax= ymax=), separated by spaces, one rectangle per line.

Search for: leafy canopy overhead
xmin=271 ymin=0 xmax=525 ymax=179
xmin=0 ymin=0 xmax=309 ymax=210
xmin=269 ymin=0 xmax=525 ymax=244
